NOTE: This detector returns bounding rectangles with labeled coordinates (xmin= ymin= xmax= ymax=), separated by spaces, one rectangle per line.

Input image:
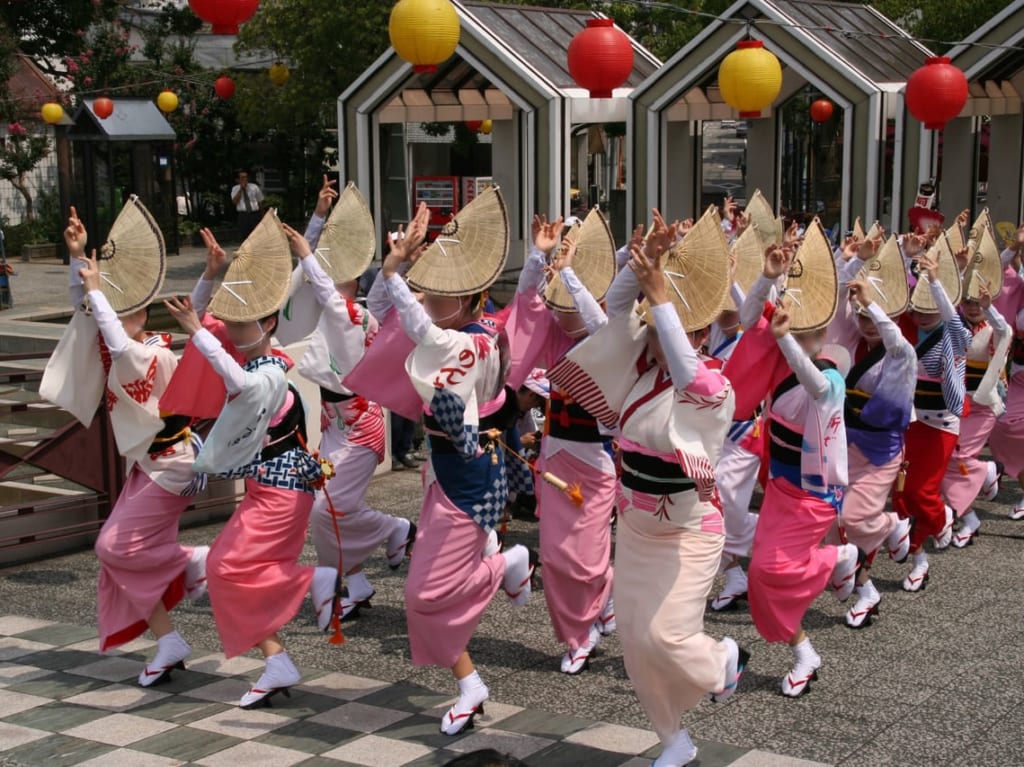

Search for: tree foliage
xmin=0 ymin=0 xmax=121 ymax=79
xmin=871 ymin=0 xmax=1010 ymax=52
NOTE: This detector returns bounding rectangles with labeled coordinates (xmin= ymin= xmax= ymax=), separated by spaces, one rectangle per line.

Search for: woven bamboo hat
xmin=946 ymin=219 xmax=966 ymax=253
xmin=910 ymin=232 xmax=962 ymax=313
xmin=745 ymin=189 xmax=784 ymax=249
xmin=638 ymin=205 xmax=731 ymax=332
xmin=853 ymin=217 xmax=867 ymax=242
xmin=208 ymin=210 xmax=292 ymax=322
xmin=857 ymin=234 xmax=909 ymax=318
xmin=316 ymin=182 xmax=376 ymax=284
xmin=782 ymin=217 xmax=838 ymax=332
xmin=95 ymin=195 xmax=166 ymax=315
xmin=964 ymin=209 xmax=1003 ymax=300
xmin=544 ymin=206 xmax=615 ymax=312
xmin=732 ymin=225 xmax=765 ymax=295
xmin=406 ymin=186 xmax=509 ymax=296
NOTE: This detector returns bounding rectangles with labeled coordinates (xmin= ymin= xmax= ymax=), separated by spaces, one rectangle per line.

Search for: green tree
xmin=0 ymin=0 xmax=120 ymax=79
xmin=871 ymin=0 xmax=1009 ymax=52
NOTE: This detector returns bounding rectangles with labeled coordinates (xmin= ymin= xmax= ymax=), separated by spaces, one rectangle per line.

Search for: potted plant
xmin=178 ymin=218 xmax=202 ymax=247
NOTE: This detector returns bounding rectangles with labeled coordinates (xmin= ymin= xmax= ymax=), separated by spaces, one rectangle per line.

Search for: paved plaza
xmin=0 ymin=463 xmax=1023 ymax=766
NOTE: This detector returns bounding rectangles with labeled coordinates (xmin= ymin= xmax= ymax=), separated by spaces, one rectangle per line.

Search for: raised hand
xmin=771 ymin=298 xmax=792 ymax=338
xmin=722 ymin=195 xmax=737 ymax=223
xmin=783 ymin=220 xmax=801 ymax=247
xmin=763 ymin=244 xmax=792 ymax=279
xmin=533 ymin=214 xmax=564 ymax=253
xmin=552 ymin=237 xmax=577 ymax=272
xmin=64 ymin=206 xmax=87 ymax=257
xmin=956 ymin=208 xmax=970 ymax=229
xmin=382 ymin=203 xmax=431 ymax=278
xmin=281 ymin=223 xmax=312 ymax=260
xmin=733 ymin=211 xmax=751 ymax=239
xmin=163 ymin=295 xmax=202 ymax=336
xmin=628 ymin=223 xmax=644 ymax=253
xmin=77 ymin=249 xmax=100 ymax=293
xmin=315 ymin=174 xmax=339 ymax=218
xmin=977 ymin=282 xmax=993 ymax=311
xmin=857 ymin=236 xmax=882 ymax=262
xmin=916 ymin=249 xmax=939 ymax=282
xmin=848 ymin=278 xmax=872 ymax=308
xmin=200 ymin=228 xmax=227 ymax=279
xmin=628 ymin=243 xmax=668 ymax=306
xmin=644 ymin=209 xmax=677 ymax=261
xmin=902 ymin=232 xmax=927 ymax=257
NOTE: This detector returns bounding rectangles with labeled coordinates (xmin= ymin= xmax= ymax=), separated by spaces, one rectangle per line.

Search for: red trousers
xmin=894 ymin=421 xmax=957 ymax=550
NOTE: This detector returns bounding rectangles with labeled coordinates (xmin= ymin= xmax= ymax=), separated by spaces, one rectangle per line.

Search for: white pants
xmin=716 ymin=438 xmax=760 ymax=559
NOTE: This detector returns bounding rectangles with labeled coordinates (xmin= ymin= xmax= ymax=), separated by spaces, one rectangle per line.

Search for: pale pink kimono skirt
xmin=989 ymin=370 xmax=1024 ymax=478
xmin=207 ymin=479 xmax=315 ymax=658
xmin=405 ymin=475 xmax=506 ymax=668
xmin=310 ymin=429 xmax=402 ymax=571
xmin=941 ymin=403 xmax=998 ymax=514
xmin=715 ymin=436 xmax=761 ymax=559
xmin=748 ymin=477 xmax=839 ymax=643
xmin=830 ymin=444 xmax=900 ymax=556
xmin=95 ymin=466 xmax=192 ymax=651
xmin=537 ymin=449 xmax=616 ymax=651
xmin=614 ymin=486 xmax=727 ymax=744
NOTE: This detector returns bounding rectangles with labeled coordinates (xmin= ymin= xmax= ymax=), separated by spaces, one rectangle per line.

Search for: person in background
xmin=231 ymin=170 xmax=264 ymax=240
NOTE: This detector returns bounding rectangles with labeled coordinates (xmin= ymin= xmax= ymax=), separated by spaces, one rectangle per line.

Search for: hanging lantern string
xmin=10 ymin=61 xmax=284 ymax=109
xmin=612 ymin=0 xmax=1024 ymax=52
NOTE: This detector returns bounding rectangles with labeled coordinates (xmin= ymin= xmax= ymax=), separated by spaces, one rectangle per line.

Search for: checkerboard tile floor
xmin=0 ymin=616 xmax=829 ymax=766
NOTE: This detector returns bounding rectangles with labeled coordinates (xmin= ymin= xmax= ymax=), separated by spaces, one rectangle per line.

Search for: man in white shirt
xmin=231 ymin=170 xmax=264 ymax=240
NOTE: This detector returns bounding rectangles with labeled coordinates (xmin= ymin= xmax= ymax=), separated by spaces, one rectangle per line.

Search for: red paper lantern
xmin=810 ymin=99 xmax=833 ymax=123
xmin=465 ymin=120 xmax=483 ymax=132
xmin=214 ymin=75 xmax=236 ymax=100
xmin=567 ymin=18 xmax=634 ymax=99
xmin=188 ymin=0 xmax=259 ymax=35
xmin=905 ymin=57 xmax=968 ymax=131
xmin=93 ymin=97 xmax=114 ymax=119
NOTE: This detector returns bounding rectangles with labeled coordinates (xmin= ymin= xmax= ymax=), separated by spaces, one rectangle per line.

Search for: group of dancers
xmin=40 ymin=175 xmax=1024 ymax=767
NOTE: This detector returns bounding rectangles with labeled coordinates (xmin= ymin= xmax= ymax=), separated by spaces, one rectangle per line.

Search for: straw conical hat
xmin=732 ymin=225 xmax=765 ymax=295
xmin=964 ymin=213 xmax=1003 ymax=300
xmin=95 ymin=195 xmax=166 ymax=315
xmin=782 ymin=217 xmax=838 ymax=332
xmin=406 ymin=186 xmax=509 ymax=297
xmin=544 ymin=206 xmax=615 ymax=312
xmin=315 ymin=182 xmax=376 ymax=284
xmin=208 ymin=210 xmax=292 ymax=322
xmin=639 ymin=206 xmax=731 ymax=333
xmin=946 ymin=220 xmax=966 ymax=253
xmin=910 ymin=232 xmax=962 ymax=312
xmin=857 ymin=234 xmax=909 ymax=318
xmin=852 ymin=217 xmax=867 ymax=242
xmin=745 ymin=190 xmax=775 ymax=239
xmin=865 ymin=221 xmax=882 ymax=241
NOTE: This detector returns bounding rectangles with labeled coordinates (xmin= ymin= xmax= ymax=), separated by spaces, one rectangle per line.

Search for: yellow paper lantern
xmin=157 ymin=90 xmax=179 ymax=113
xmin=40 ymin=102 xmax=65 ymax=125
xmin=269 ymin=61 xmax=290 ymax=86
xmin=389 ymin=0 xmax=460 ymax=74
xmin=718 ymin=40 xmax=782 ymax=119
xmin=480 ymin=119 xmax=492 ymax=135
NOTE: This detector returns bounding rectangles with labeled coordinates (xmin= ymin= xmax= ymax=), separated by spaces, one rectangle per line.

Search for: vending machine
xmin=413 ymin=176 xmax=459 ymax=240
xmin=461 ymin=176 xmax=495 ymax=207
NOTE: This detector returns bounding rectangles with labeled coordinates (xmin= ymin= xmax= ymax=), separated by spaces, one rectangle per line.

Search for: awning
xmin=68 ymin=98 xmax=176 ymax=142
